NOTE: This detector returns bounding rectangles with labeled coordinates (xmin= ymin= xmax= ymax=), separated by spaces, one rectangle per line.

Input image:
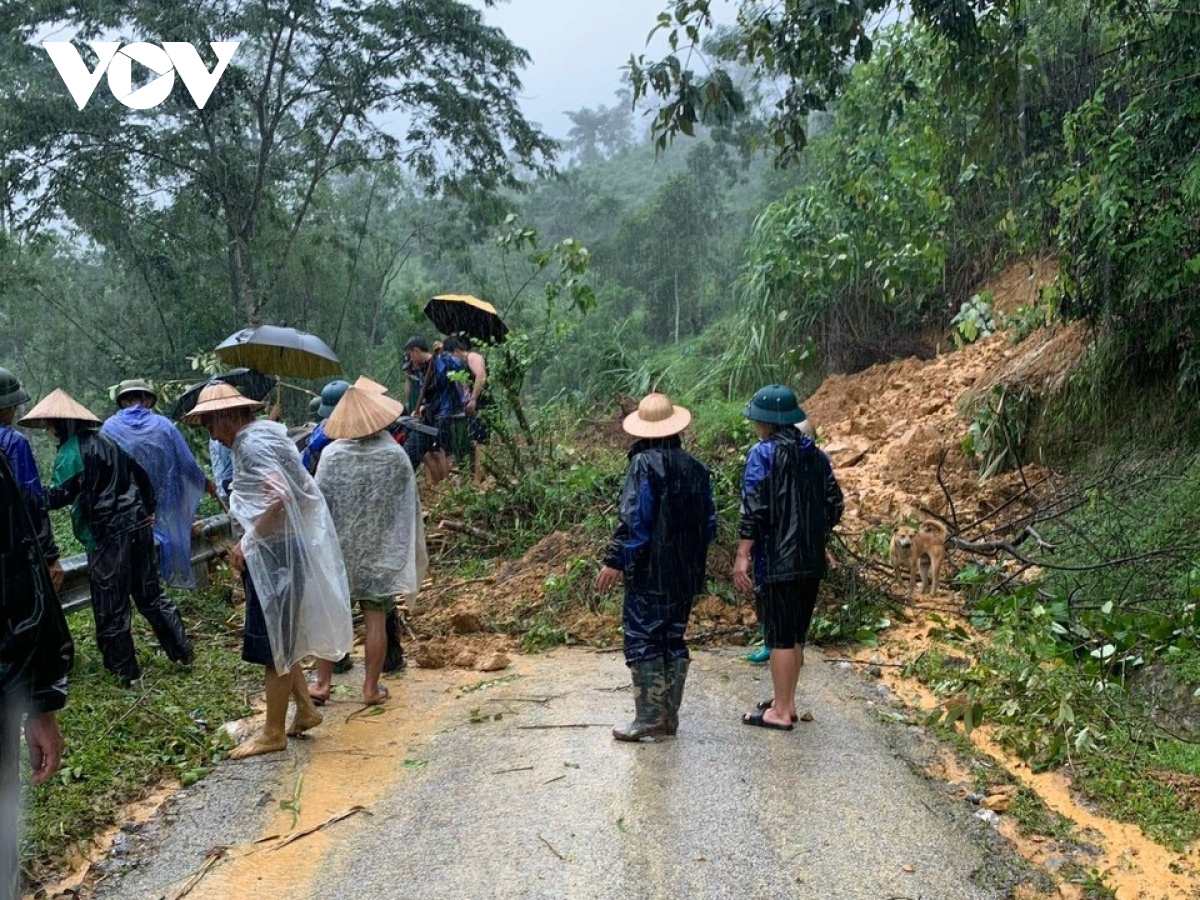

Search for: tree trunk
xmin=673 ymin=269 xmax=680 ymax=344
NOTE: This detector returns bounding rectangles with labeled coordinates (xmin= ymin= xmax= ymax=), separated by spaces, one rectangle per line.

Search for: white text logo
xmin=43 ymin=41 xmax=240 ymax=111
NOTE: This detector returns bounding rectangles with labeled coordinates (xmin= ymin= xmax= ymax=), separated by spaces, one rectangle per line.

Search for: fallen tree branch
xmin=517 ymin=723 xmax=611 ymax=730
xmin=438 ymin=518 xmax=489 ymax=540
xmin=539 ymin=833 xmax=567 ymax=859
xmin=169 ymin=846 xmax=226 ymax=899
xmin=266 ymin=806 xmax=370 ymax=852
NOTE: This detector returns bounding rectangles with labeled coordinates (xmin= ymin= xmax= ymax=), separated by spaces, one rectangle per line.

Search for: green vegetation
xmin=22 ymin=581 xmax=254 ymax=880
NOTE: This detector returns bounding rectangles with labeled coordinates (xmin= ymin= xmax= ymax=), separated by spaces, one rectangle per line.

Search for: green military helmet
xmin=744 ymin=384 xmax=807 ymax=425
xmin=0 ymin=367 xmax=31 ymax=410
xmin=317 ymin=379 xmax=350 ymax=419
xmin=308 ymin=395 xmax=322 ymax=417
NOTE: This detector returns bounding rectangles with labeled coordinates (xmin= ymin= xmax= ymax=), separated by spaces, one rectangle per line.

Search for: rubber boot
xmin=613 ymin=660 xmax=669 ymax=742
xmin=745 ymin=625 xmax=770 ymax=664
xmin=663 ymin=657 xmax=690 ymax=736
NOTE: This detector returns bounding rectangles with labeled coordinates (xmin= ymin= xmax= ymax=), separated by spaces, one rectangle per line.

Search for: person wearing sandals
xmin=185 ymin=383 xmax=352 ymax=759
xmin=733 ymin=385 xmax=843 ymax=731
xmin=311 ymin=387 xmax=426 ymax=707
xmin=596 ymin=393 xmax=716 ymax=742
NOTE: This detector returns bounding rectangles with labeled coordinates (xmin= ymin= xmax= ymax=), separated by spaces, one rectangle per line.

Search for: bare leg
xmin=473 ymin=444 xmax=484 ymax=487
xmin=288 ymin=666 xmax=323 ymax=735
xmin=362 ymin=610 xmax=387 ymax=705
xmin=309 ymin=659 xmax=333 ymax=704
xmin=230 ymin=666 xmax=290 ymax=759
xmin=763 ymin=649 xmax=799 ymax=728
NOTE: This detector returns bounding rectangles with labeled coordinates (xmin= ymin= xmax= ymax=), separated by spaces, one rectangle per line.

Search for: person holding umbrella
xmin=310 ymin=387 xmax=425 ymax=706
xmin=21 ymin=390 xmax=192 ymax=685
xmin=184 ymin=383 xmax=352 ymax=759
xmin=101 ymin=379 xmax=216 ymax=588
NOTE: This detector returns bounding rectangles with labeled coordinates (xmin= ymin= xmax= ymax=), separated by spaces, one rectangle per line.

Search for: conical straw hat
xmin=353 ymin=375 xmax=389 ymax=394
xmin=19 ymin=388 xmax=101 ymax=428
xmin=182 ymin=382 xmax=266 ymax=424
xmin=622 ymin=393 xmax=691 ymax=439
xmin=324 ymin=386 xmax=402 ymax=440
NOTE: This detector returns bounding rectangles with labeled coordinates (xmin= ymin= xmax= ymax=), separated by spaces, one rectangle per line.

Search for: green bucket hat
xmin=745 ymin=384 xmax=807 ymax=425
xmin=0 ymin=368 xmax=31 ymax=410
xmin=115 ymin=378 xmax=158 ymax=406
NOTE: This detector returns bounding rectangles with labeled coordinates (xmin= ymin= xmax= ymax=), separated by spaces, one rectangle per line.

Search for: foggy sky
xmin=480 ymin=0 xmax=737 ymax=139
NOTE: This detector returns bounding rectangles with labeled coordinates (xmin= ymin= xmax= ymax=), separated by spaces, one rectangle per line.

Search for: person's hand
xmin=25 ymin=712 xmax=64 ymax=786
xmin=205 ymin=478 xmax=218 ymax=497
xmin=595 ymin=565 xmax=622 ymax=593
xmin=228 ymin=541 xmax=247 ymax=574
xmin=268 ymin=404 xmax=283 ymax=422
xmin=47 ymin=560 xmax=64 ymax=593
xmin=466 ymin=398 xmax=477 ymax=415
xmin=732 ymin=554 xmax=754 ymax=593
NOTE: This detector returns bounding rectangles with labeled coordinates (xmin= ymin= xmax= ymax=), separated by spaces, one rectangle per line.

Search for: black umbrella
xmin=423 ymin=294 xmax=508 ymax=344
xmin=215 ymin=324 xmax=342 ymax=379
xmin=169 ymin=368 xmax=276 ymax=421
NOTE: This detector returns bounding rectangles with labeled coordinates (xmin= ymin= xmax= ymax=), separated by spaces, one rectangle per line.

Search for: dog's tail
xmin=919 ymin=519 xmax=949 ymax=541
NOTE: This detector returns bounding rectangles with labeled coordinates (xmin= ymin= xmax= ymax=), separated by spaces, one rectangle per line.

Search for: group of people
xmin=0 ymin=357 xmax=840 ymax=895
xmin=597 ymin=383 xmax=843 ymax=739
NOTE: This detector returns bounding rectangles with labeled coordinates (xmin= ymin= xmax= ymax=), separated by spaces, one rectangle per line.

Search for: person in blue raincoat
xmin=101 ymin=380 xmax=215 ymax=588
xmin=595 ymin=393 xmax=716 ymax=742
xmin=733 ymin=385 xmax=843 ymax=732
xmin=0 ymin=367 xmax=64 ymax=594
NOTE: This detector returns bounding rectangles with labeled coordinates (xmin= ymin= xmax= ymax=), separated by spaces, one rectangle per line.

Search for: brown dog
xmin=890 ymin=519 xmax=949 ymax=598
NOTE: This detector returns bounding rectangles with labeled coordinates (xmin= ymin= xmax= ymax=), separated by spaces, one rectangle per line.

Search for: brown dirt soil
xmin=410 ymin=257 xmax=1200 ymax=896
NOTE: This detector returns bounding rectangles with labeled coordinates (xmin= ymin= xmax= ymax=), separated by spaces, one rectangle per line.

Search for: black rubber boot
xmin=613 ymin=660 xmax=669 ymax=742
xmin=663 ymin=657 xmax=690 ymax=736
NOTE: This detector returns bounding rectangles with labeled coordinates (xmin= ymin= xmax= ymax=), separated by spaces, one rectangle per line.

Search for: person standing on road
xmin=22 ymin=390 xmax=193 ymax=686
xmin=0 ymin=446 xmax=74 ymax=900
xmin=0 ymin=368 xmax=64 ymax=595
xmin=733 ymin=385 xmax=843 ymax=731
xmin=101 ymin=379 xmax=216 ymax=588
xmin=311 ymin=387 xmax=426 ymax=707
xmin=596 ymin=393 xmax=716 ymax=742
xmin=185 ymin=383 xmax=352 ymax=759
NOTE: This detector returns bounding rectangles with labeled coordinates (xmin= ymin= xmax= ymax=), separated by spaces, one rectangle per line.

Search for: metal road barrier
xmin=58 ymin=514 xmax=234 ymax=614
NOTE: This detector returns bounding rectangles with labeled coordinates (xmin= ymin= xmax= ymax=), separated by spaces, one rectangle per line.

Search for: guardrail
xmin=59 ymin=514 xmax=234 ymax=614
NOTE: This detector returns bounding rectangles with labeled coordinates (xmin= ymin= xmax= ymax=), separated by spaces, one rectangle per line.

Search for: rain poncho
xmin=102 ymin=407 xmax=206 ymax=587
xmin=315 ymin=432 xmax=426 ymax=602
xmin=229 ymin=420 xmax=352 ymax=673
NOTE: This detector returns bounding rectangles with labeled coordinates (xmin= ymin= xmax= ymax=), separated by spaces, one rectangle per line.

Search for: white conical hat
xmin=18 ymin=388 xmax=101 ymax=428
xmin=324 ymin=386 xmax=403 ymax=440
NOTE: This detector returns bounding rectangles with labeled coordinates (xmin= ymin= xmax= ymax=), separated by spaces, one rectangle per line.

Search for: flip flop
xmin=364 ymin=685 xmax=390 ymax=707
xmin=742 ymin=707 xmax=793 ymax=731
xmin=755 ymin=699 xmax=800 ymax=723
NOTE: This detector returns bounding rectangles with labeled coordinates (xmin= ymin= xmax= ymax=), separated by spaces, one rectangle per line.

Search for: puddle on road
xmin=854 ymin=615 xmax=1200 ymax=899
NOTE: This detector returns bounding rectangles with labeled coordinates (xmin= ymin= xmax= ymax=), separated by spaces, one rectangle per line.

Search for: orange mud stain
xmin=175 ymin=661 xmax=516 ymax=898
xmin=34 ymin=782 xmax=179 ymax=899
xmin=849 ymin=616 xmax=1200 ymax=899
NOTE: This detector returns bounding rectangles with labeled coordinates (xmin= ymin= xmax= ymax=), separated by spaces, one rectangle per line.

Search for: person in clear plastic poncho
xmin=185 ymin=383 xmax=352 ymax=759
xmin=312 ymin=386 xmax=426 ymax=706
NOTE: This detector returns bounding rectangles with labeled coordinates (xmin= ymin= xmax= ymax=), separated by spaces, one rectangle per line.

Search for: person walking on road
xmin=311 ymin=387 xmax=426 ymax=707
xmin=0 ymin=447 xmax=74 ymax=900
xmin=22 ymin=390 xmax=192 ymax=685
xmin=185 ymin=383 xmax=352 ymax=759
xmin=101 ymin=379 xmax=216 ymax=587
xmin=733 ymin=384 xmax=843 ymax=731
xmin=596 ymin=393 xmax=715 ymax=742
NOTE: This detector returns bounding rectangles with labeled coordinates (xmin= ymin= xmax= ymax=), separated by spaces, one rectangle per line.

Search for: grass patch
xmin=21 ymin=577 xmax=255 ymax=887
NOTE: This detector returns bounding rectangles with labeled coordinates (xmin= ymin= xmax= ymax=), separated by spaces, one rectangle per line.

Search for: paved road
xmin=92 ymin=648 xmax=1031 ymax=899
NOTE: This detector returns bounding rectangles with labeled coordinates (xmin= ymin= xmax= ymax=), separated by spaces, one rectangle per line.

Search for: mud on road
xmin=84 ymin=648 xmax=1033 ymax=900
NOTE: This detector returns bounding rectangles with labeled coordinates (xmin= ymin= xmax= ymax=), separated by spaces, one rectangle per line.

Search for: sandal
xmin=363 ymin=685 xmax=390 ymax=707
xmin=741 ymin=707 xmax=793 ymax=731
xmin=756 ymin=699 xmax=799 ymax=723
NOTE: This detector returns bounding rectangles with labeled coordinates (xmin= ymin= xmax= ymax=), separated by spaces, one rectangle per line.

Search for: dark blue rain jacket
xmin=603 ymin=436 xmax=716 ymax=597
xmin=739 ymin=428 xmax=844 ymax=584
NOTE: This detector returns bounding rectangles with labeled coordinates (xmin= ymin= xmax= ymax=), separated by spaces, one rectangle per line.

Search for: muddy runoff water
xmin=88 ymin=647 xmax=1026 ymax=900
